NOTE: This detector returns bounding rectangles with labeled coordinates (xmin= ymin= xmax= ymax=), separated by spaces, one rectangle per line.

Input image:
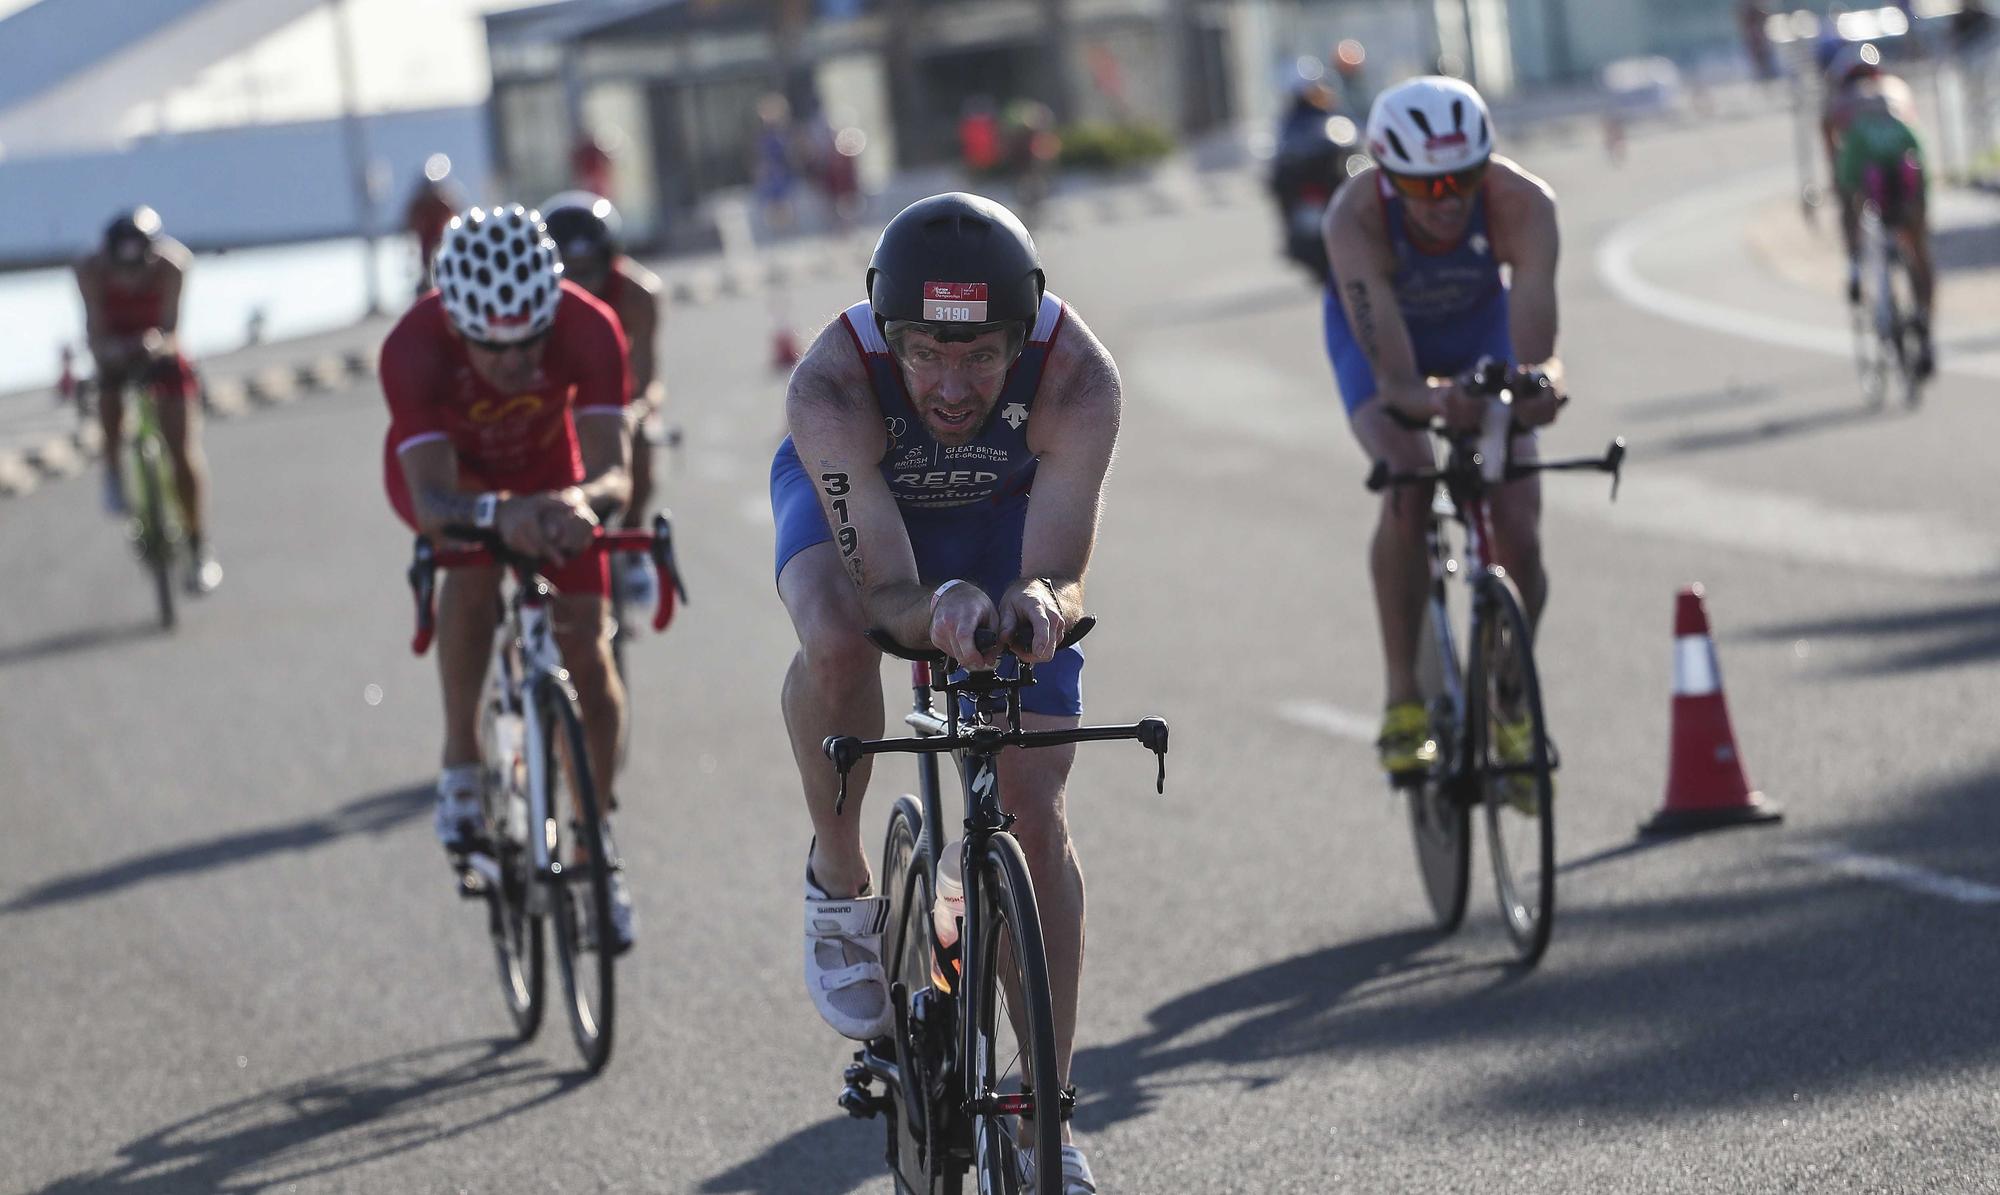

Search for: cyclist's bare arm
xmin=1010 ymin=310 xmax=1121 ymax=660
xmin=151 ymin=242 xmax=189 ymax=355
xmin=1325 ymin=177 xmax=1441 ymax=424
xmin=1490 ymin=163 xmax=1567 ymax=416
xmin=785 ymin=321 xmax=926 ymax=642
xmin=573 ymin=407 xmax=632 ymax=515
xmin=616 ymin=259 xmax=665 ymax=414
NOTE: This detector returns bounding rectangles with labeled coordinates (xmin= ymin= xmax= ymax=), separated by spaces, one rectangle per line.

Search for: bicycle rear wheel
xmin=1409 ymin=593 xmax=1469 ymax=932
xmin=480 ymin=679 xmax=544 ymax=1040
xmin=967 ymin=834 xmax=1061 ymax=1195
xmin=542 ymin=678 xmax=616 ymax=1072
xmin=132 ymin=439 xmax=175 ymax=630
xmin=1471 ymin=574 xmax=1556 ymax=966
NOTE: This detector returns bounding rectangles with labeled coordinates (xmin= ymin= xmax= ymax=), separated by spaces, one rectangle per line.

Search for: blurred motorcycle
xmin=1269 ymin=85 xmax=1362 ymax=286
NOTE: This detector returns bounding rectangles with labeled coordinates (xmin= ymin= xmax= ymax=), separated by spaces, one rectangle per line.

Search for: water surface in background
xmin=0 ymin=236 xmax=422 ymax=394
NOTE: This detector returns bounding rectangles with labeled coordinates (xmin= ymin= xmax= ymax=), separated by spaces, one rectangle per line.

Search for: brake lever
xmin=1604 ymin=437 xmax=1627 ymax=502
xmin=1136 ymin=717 xmax=1169 ymax=792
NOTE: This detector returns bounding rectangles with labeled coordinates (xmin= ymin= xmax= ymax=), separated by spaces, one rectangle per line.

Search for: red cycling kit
xmin=380 ymin=280 xmax=630 ymax=594
xmin=97 ymin=268 xmax=198 ymax=401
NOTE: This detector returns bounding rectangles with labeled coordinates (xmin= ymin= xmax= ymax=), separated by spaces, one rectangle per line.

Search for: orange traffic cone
xmin=1640 ymin=585 xmax=1782 ymax=836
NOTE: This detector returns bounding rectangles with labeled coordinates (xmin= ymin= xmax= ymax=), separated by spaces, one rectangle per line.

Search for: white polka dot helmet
xmin=432 ymin=204 xmax=564 ymax=344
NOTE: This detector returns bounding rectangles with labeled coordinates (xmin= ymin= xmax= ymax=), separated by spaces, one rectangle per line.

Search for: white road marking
xmin=1597 ymin=170 xmax=2000 ymax=379
xmin=1276 ymin=700 xmax=1378 ymax=744
xmin=1781 ymin=843 xmax=2000 ymax=906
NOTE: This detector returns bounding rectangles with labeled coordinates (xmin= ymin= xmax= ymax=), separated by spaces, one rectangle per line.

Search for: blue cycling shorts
xmin=770 ymin=437 xmax=1083 ymax=716
xmin=1322 ymin=288 xmax=1515 ymax=417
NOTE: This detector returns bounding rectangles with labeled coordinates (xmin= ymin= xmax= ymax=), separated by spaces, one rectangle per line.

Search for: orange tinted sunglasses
xmin=1383 ymin=163 xmax=1488 ymax=201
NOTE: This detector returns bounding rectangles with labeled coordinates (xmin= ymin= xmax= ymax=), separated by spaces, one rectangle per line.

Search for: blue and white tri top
xmin=1381 ymin=184 xmax=1506 ymax=329
xmin=836 ymin=293 xmax=1067 ymax=511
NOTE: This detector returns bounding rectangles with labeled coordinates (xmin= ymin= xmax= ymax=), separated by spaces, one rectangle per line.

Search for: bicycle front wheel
xmin=967 ymin=834 xmax=1062 ymax=1195
xmin=1471 ymin=573 xmax=1556 ymax=966
xmin=480 ymin=686 xmax=543 ymax=1040
xmin=541 ymin=679 xmax=615 ymax=1072
xmin=881 ymin=795 xmax=948 ymax=1193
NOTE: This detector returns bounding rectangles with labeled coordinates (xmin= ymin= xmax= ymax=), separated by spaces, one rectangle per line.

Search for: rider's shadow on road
xmin=0 ymin=784 xmax=428 ymax=915
xmin=33 ymin=1037 xmax=585 ymax=1194
xmin=697 ymin=1114 xmax=882 ymax=1194
xmin=1070 ymin=928 xmax=1512 ymax=1133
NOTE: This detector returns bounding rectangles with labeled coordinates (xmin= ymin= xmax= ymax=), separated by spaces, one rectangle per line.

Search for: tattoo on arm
xmin=1345 ymin=280 xmax=1381 ymax=364
xmin=820 ymin=470 xmax=863 ymax=588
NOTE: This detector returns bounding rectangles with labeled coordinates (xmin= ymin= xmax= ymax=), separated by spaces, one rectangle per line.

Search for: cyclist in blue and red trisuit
xmin=774 ymin=193 xmax=1120 ymax=1194
xmin=1321 ymin=76 xmax=1568 ymax=781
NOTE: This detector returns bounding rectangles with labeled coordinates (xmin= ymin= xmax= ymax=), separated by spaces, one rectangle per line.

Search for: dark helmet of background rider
xmin=866 ymin=192 xmax=1044 ymax=344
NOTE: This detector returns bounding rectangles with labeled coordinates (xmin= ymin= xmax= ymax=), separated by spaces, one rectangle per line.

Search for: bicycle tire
xmin=881 ymin=795 xmax=954 ymax=1194
xmin=1409 ymin=594 xmax=1469 ymax=932
xmin=542 ymin=677 xmax=616 ymax=1072
xmin=480 ymin=678 xmax=544 ymax=1040
xmin=967 ymin=833 xmax=1062 ymax=1195
xmin=134 ymin=439 xmax=175 ymax=630
xmin=1890 ymin=257 xmax=1924 ymax=408
xmin=1470 ymin=572 xmax=1556 ymax=966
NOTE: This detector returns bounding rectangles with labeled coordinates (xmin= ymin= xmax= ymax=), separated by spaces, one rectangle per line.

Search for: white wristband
xmin=929 ymin=578 xmax=967 ymax=615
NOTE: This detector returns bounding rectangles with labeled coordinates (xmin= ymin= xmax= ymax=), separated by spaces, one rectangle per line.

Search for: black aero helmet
xmin=867 ymin=193 xmax=1043 ymax=343
xmin=104 ymin=205 xmax=162 ymax=258
xmin=539 ymin=190 xmax=621 ymax=262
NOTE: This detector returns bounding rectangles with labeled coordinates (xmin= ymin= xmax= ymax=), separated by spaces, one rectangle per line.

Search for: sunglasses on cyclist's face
xmin=1383 ymin=163 xmax=1488 ymax=202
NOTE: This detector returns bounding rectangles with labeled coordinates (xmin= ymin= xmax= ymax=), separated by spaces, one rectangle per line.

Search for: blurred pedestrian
xmin=571 ymin=132 xmax=615 ymax=199
xmin=753 ymin=93 xmax=800 ymax=237
xmin=1002 ymin=99 xmax=1061 ymax=226
xmin=404 ymin=154 xmax=463 ymax=297
xmin=959 ymin=96 xmax=1002 ymax=178
xmin=1738 ymin=1 xmax=1778 ymax=81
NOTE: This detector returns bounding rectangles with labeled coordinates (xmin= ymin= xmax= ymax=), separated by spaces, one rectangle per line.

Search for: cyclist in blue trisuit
xmin=772 ymin=193 xmax=1119 ymax=1194
xmin=1321 ymin=76 xmax=1569 ymax=781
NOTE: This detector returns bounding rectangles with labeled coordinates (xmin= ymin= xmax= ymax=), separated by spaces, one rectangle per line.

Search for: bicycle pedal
xmin=837 ymin=1083 xmax=887 ymax=1120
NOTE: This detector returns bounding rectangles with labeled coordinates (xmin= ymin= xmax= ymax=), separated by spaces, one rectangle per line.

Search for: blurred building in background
xmin=484 ymin=0 xmax=1245 ymax=250
xmin=0 ymin=0 xmax=494 ymax=267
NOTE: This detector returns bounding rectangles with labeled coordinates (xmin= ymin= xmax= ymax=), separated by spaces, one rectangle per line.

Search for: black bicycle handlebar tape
xmin=408 ymin=537 xmax=437 ymax=655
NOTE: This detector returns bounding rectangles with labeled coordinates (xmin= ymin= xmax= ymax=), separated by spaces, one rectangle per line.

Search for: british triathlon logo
xmin=1001 ymin=402 xmax=1028 ymax=430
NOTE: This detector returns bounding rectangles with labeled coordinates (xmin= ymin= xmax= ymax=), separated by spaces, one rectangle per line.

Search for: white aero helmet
xmin=433 ymin=204 xmax=564 ymax=344
xmin=1366 ymin=75 xmax=1494 ymax=176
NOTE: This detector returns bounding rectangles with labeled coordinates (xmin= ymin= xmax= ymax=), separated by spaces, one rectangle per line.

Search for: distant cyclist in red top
xmin=379 ymin=203 xmax=639 ymax=949
xmin=74 ymin=206 xmax=222 ymax=593
xmin=541 ymin=191 xmax=666 ymax=611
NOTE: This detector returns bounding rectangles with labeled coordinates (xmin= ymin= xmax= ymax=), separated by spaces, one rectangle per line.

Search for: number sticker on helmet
xmin=923 ymin=281 xmax=989 ymax=322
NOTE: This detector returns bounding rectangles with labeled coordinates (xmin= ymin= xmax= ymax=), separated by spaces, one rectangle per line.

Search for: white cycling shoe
xmin=432 ymin=765 xmax=485 ymax=853
xmin=1019 ymin=1143 xmax=1098 ymax=1194
xmin=803 ymin=844 xmax=894 ymax=1041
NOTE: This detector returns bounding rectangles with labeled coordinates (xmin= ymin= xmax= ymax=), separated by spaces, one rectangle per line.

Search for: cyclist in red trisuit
xmin=74 ymin=206 xmax=222 ymax=594
xmin=379 ymin=204 xmax=639 ymax=950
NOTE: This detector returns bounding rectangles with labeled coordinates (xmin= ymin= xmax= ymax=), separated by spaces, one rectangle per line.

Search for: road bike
xmin=1850 ymin=190 xmax=1926 ymax=409
xmin=829 ymin=620 xmax=1168 ymax=1193
xmin=406 ymin=516 xmax=683 ymax=1072
xmin=605 ymin=502 xmax=689 ymax=775
xmin=1366 ymin=363 xmax=1623 ymax=966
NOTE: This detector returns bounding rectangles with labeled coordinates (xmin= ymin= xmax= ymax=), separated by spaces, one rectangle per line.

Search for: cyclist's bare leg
xmin=621 ymin=420 xmax=654 ymax=529
xmin=436 ymin=563 xmax=504 ymax=769
xmin=1899 ymin=209 xmax=1936 ymax=320
xmin=554 ymin=593 xmax=625 ymax=818
xmin=996 ymin=719 xmax=1083 ymax=1146
xmin=778 ymin=541 xmax=884 ymax=898
xmin=1352 ymin=403 xmax=1437 ymax=707
xmin=1489 ymin=436 xmax=1547 ymax=627
xmin=96 ymin=368 xmax=127 ymax=489
xmin=154 ymin=389 xmax=208 ymax=541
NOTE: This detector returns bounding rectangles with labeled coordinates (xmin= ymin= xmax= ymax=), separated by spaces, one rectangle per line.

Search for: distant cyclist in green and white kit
xmin=1821 ymin=41 xmax=1936 ymax=376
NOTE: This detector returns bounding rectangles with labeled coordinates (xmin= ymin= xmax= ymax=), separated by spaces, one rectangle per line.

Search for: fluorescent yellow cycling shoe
xmin=1377 ymin=702 xmax=1439 ymax=779
xmin=1489 ymin=714 xmax=1548 ymax=815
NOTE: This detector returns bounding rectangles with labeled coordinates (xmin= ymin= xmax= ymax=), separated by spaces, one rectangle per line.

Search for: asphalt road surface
xmin=6 ymin=110 xmax=2000 ymax=1194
